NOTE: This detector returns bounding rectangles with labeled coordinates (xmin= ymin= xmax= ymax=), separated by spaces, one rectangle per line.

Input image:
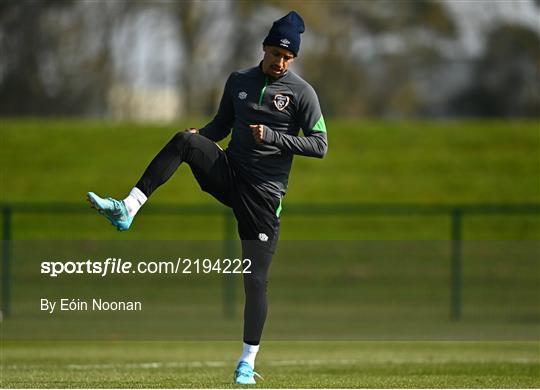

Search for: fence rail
xmin=1 ymin=202 xmax=539 ymax=321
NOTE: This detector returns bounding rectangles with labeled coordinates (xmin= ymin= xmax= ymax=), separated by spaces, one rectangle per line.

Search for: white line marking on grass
xmin=7 ymin=357 xmax=534 ymax=371
xmin=67 ymin=361 xmax=227 ymax=370
xmin=66 ymin=360 xmax=360 ymax=370
xmin=61 ymin=356 xmax=538 ymax=371
xmin=267 ymin=359 xmax=359 ymax=366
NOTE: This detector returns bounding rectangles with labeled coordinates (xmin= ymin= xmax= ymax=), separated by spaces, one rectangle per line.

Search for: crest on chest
xmin=273 ymin=94 xmax=290 ymax=111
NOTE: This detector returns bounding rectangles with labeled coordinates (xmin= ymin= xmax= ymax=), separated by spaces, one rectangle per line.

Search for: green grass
xmin=0 ymin=118 xmax=539 ymax=239
xmin=2 ymin=118 xmax=538 ymax=204
xmin=1 ymin=119 xmax=539 ymax=388
xmin=1 ymin=341 xmax=538 ymax=388
xmin=2 ymin=240 xmax=538 ymax=341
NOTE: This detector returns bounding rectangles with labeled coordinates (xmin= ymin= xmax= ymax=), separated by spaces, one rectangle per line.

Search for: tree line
xmin=1 ymin=0 xmax=538 ymax=119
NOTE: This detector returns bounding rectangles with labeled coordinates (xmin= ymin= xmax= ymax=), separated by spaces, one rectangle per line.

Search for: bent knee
xmin=172 ymin=131 xmax=192 ymax=145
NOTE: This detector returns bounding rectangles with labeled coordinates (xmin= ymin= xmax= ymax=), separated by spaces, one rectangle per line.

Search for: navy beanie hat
xmin=263 ymin=11 xmax=305 ymax=57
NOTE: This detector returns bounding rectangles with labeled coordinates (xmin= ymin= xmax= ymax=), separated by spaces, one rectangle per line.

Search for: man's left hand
xmin=250 ymin=124 xmax=264 ymax=144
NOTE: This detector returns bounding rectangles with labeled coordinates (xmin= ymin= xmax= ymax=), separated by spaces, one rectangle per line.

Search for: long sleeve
xmin=199 ymin=73 xmax=236 ymax=142
xmin=261 ymin=123 xmax=327 ymax=158
xmin=261 ymin=83 xmax=328 ymax=158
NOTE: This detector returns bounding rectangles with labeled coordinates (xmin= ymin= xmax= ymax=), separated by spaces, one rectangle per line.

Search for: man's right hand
xmin=184 ymin=128 xmax=199 ymax=134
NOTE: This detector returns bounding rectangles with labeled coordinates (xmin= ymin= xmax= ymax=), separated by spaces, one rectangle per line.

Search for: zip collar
xmin=258 ymin=61 xmax=288 ymax=82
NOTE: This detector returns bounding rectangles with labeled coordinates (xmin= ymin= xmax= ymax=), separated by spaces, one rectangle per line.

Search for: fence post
xmin=450 ymin=208 xmax=462 ymax=321
xmin=2 ymin=206 xmax=12 ymax=319
xmin=223 ymin=210 xmax=236 ymax=319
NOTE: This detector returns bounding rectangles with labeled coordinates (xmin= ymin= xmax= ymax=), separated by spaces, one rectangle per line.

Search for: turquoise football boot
xmin=86 ymin=192 xmax=133 ymax=231
xmin=234 ymin=361 xmax=262 ymax=385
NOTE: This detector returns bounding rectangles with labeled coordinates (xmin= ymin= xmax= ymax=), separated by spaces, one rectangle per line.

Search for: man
xmin=87 ymin=10 xmax=327 ymax=384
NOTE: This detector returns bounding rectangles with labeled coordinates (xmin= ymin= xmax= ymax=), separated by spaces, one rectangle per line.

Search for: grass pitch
xmin=1 ymin=341 xmax=539 ymax=388
xmin=1 ymin=119 xmax=538 ymax=388
xmin=1 ymin=118 xmax=539 ymax=240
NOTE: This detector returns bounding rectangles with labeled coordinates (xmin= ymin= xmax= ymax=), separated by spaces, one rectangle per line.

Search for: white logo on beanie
xmin=280 ymin=38 xmax=290 ymax=47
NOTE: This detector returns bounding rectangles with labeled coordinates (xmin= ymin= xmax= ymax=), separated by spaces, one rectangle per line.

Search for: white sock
xmin=123 ymin=187 xmax=147 ymax=217
xmin=238 ymin=342 xmax=259 ymax=369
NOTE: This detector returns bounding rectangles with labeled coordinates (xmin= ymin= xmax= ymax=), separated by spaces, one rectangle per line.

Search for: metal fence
xmin=1 ymin=202 xmax=539 ymax=321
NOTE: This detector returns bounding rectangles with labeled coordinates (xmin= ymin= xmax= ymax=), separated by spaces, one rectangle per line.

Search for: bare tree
xmin=0 ymin=0 xmax=133 ymax=116
xmin=452 ymin=24 xmax=540 ymax=117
